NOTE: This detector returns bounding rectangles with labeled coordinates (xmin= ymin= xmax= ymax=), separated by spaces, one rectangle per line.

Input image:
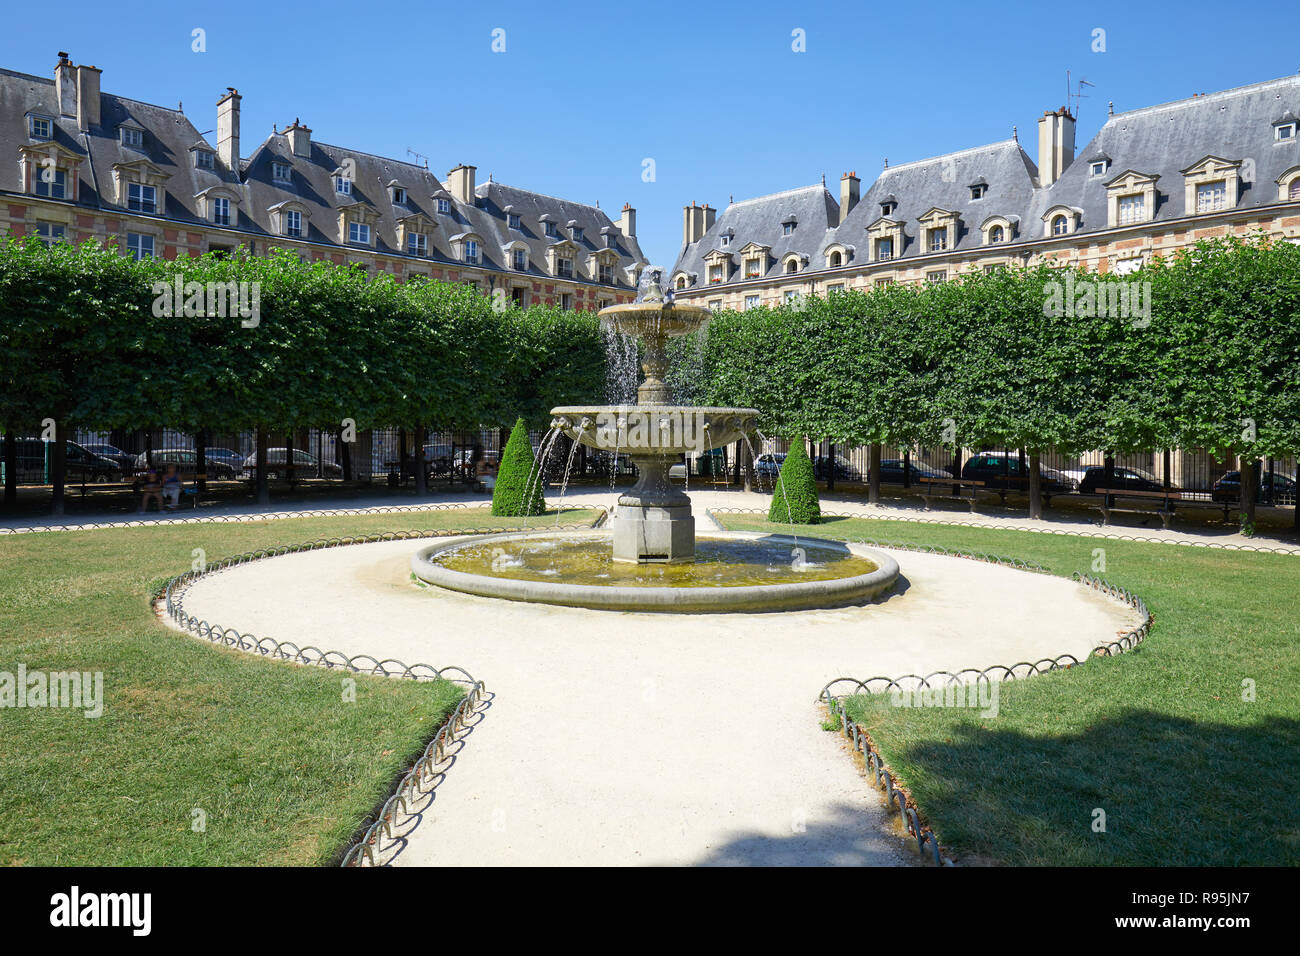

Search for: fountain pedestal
xmin=614 ymin=454 xmax=694 ymax=563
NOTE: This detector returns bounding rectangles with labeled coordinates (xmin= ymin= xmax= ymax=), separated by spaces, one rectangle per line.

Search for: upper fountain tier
xmin=598 ymin=300 xmax=713 ymax=341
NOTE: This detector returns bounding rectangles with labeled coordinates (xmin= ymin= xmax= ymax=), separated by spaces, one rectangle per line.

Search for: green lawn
xmin=717 ymin=514 xmax=1300 ymax=866
xmin=0 ymin=506 xmax=597 ymax=865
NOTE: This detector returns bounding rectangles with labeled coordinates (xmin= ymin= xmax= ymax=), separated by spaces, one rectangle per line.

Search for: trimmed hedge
xmin=769 ymin=440 xmax=820 ymax=524
xmin=492 ymin=417 xmax=546 ymax=516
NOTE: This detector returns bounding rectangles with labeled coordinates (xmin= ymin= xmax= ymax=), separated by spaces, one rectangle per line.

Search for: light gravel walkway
xmin=174 ymin=525 xmax=1142 ymax=866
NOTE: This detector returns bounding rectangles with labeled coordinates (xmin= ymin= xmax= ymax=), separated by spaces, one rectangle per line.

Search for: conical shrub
xmin=492 ymin=417 xmax=546 ymax=516
xmin=768 ymin=439 xmax=820 ymax=524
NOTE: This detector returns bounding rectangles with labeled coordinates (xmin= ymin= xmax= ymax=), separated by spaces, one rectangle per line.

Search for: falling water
xmin=522 ymin=425 xmax=563 ymax=519
xmin=755 ymin=428 xmax=799 ymax=551
xmin=552 ymin=427 xmax=586 ymax=526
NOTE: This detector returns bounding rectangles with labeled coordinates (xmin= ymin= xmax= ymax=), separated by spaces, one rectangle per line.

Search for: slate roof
xmin=0 ymin=62 xmax=644 ymax=287
xmin=672 ymin=73 xmax=1300 ymax=284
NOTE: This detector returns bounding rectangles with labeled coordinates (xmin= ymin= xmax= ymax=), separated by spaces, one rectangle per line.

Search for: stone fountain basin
xmin=599 ymin=302 xmax=712 ymax=337
xmin=550 ymin=405 xmax=760 ymax=455
xmin=410 ymin=530 xmax=900 ymax=613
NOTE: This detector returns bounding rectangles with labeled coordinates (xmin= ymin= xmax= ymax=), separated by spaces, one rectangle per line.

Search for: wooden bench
xmin=917 ymin=476 xmax=986 ymax=512
xmin=1092 ymin=488 xmax=1234 ymax=528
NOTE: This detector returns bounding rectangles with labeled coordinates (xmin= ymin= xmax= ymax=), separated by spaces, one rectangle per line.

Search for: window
xmin=407 ymin=232 xmax=427 ymax=256
xmin=511 ymin=287 xmax=528 ymax=307
xmin=830 ymin=251 xmax=842 ymax=267
xmin=1291 ymin=179 xmax=1300 ymax=201
xmin=437 ymin=198 xmax=451 ymax=214
xmin=744 ymin=294 xmax=760 ymax=310
xmin=35 ymin=222 xmax=65 ymax=245
xmin=875 ymin=237 xmax=893 ymax=260
xmin=720 ymin=234 xmax=730 ymax=247
xmin=599 ymin=263 xmax=614 ymax=284
xmin=544 ymin=221 xmax=558 ymax=238
xmin=212 ymin=197 xmax=231 ymax=226
xmin=926 ymin=270 xmax=947 ymax=283
xmin=1196 ymin=181 xmax=1227 ymax=213
xmin=334 ymin=175 xmax=352 ymax=196
xmin=392 ymin=187 xmax=406 ymax=204
xmin=283 ymin=210 xmax=302 ymax=238
xmin=970 ymin=184 xmax=986 ymax=200
xmin=127 ymin=183 xmax=156 ymax=214
xmin=782 ymin=222 xmax=795 ymax=236
xmin=121 ymin=127 xmax=144 ymax=149
xmin=982 ymin=263 xmax=1002 ymax=273
xmin=1051 ymin=214 xmax=1069 ymax=235
xmin=126 ymin=233 xmax=154 ymax=260
xmin=348 ymin=222 xmax=370 ymax=244
xmin=1090 ymin=161 xmax=1107 ymax=177
xmin=708 ymin=263 xmax=724 ymax=283
xmin=1277 ymin=123 xmax=1296 ymax=142
xmin=988 ymin=225 xmax=1005 ymax=243
xmin=572 ymin=226 xmax=584 ymax=242
xmin=928 ymin=228 xmax=947 ymax=252
xmin=507 ymin=212 xmax=521 ymax=229
xmin=827 ymin=283 xmax=844 ymax=293
xmin=874 ymin=277 xmax=893 ymax=289
xmin=464 ymin=240 xmax=480 ymax=264
xmin=880 ymin=202 xmax=896 ymax=217
xmin=29 ymin=116 xmax=51 ymax=139
xmin=559 ymin=293 xmax=573 ymax=310
xmin=34 ymin=167 xmax=66 ymax=199
xmin=1118 ymin=194 xmax=1145 ymax=224
xmin=195 ymin=150 xmax=214 ymax=170
xmin=272 ymin=162 xmax=292 ymax=183
xmin=557 ymin=257 xmax=573 ymax=278
xmin=785 ymin=259 xmax=798 ymax=274
xmin=512 ymin=248 xmax=527 ymax=270
xmin=1113 ymin=256 xmax=1144 ymax=276
xmin=783 ymin=290 xmax=800 ymax=303
xmin=708 ymin=299 xmax=722 ymax=310
xmin=675 ymin=276 xmax=688 ymax=289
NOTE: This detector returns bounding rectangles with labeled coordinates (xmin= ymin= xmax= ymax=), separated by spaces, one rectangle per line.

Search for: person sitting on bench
xmin=161 ymin=464 xmax=183 ymax=510
xmin=471 ymin=445 xmax=497 ymax=492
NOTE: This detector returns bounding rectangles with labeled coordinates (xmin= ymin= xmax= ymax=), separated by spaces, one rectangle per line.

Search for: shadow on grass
xmin=862 ymin=706 xmax=1300 ymax=866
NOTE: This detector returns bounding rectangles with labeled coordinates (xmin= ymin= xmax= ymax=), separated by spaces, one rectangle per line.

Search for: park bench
xmin=1092 ymin=488 xmax=1234 ymax=528
xmin=916 ymin=476 xmax=986 ymax=512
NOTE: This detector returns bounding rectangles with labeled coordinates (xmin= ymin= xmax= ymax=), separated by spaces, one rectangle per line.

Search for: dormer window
xmin=572 ymin=226 xmax=583 ymax=242
xmin=508 ymin=212 xmax=521 ymax=229
xmin=348 ymin=222 xmax=370 ymax=244
xmin=464 ymin=240 xmax=480 ymax=264
xmin=969 ymin=181 xmax=987 ymax=200
xmin=785 ymin=259 xmax=798 ymax=274
xmin=880 ymin=202 xmax=896 ymax=217
xmin=437 ymin=197 xmax=451 ymax=214
xmin=599 ymin=263 xmax=614 ymax=284
xmin=283 ymin=210 xmax=302 ymax=238
xmin=513 ymin=248 xmax=527 ymax=270
xmin=194 ymin=150 xmax=214 ymax=171
xmin=334 ymin=175 xmax=352 ymax=196
xmin=708 ymin=263 xmax=724 ymax=283
xmin=1276 ymin=123 xmax=1297 ymax=142
xmin=875 ymin=237 xmax=893 ymax=260
xmin=28 ymin=115 xmax=52 ymax=140
xmin=1051 ymin=214 xmax=1068 ymax=235
xmin=1117 ymin=195 xmax=1145 ymax=225
xmin=272 ymin=161 xmax=292 ymax=183
xmin=720 ymin=234 xmax=730 ymax=248
xmin=989 ymin=224 xmax=1005 ymax=243
xmin=782 ymin=221 xmax=796 ymax=236
xmin=407 ymin=232 xmax=427 ymax=256
xmin=392 ymin=186 xmax=406 ymax=204
xmin=1196 ymin=181 xmax=1227 ymax=213
xmin=544 ymin=221 xmax=558 ymax=238
xmin=120 ymin=127 xmax=144 ymax=149
xmin=212 ymin=197 xmax=231 ymax=226
xmin=1090 ymin=161 xmax=1107 ymax=177
xmin=557 ymin=256 xmax=574 ymax=278
xmin=33 ymin=168 xmax=66 ymax=199
xmin=127 ymin=182 xmax=156 ymax=214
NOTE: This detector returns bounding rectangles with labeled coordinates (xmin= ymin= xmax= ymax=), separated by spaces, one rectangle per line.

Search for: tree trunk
xmin=742 ymin=435 xmax=753 ymax=493
xmin=826 ymin=441 xmax=836 ymax=492
xmin=1240 ymin=456 xmax=1258 ymax=535
xmin=414 ymin=425 xmax=428 ymax=495
xmin=1028 ymin=451 xmax=1043 ymax=520
xmin=3 ymin=431 xmax=15 ymax=509
xmin=1103 ymin=452 xmax=1115 ymax=510
xmin=284 ymin=429 xmax=296 ymax=485
xmin=255 ymin=428 xmax=269 ymax=505
xmin=50 ymin=419 xmax=66 ymax=516
xmin=903 ymin=449 xmax=911 ymax=489
xmin=340 ymin=427 xmax=353 ymax=481
xmin=195 ymin=429 xmax=207 ymax=494
xmin=868 ymin=442 xmax=881 ymax=505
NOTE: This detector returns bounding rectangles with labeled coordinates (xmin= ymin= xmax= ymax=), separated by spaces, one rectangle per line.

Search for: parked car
xmin=1078 ymin=465 xmax=1171 ymax=495
xmin=9 ymin=439 xmax=123 ymax=483
xmin=133 ymin=449 xmax=237 ymax=481
xmin=203 ymin=447 xmax=248 ymax=474
xmin=80 ymin=442 xmax=136 ymax=472
xmin=812 ymin=455 xmax=863 ymax=482
xmin=1212 ymin=470 xmax=1298 ymax=503
xmin=240 ymin=448 xmax=343 ymax=480
xmin=871 ymin=458 xmax=951 ymax=484
xmin=960 ymin=452 xmax=1078 ymax=494
xmin=752 ymin=452 xmax=787 ymax=479
xmin=669 ymin=449 xmax=727 ymax=479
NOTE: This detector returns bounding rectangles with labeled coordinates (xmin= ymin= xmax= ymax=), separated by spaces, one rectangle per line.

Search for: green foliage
xmin=492 ymin=417 xmax=545 ymax=516
xmin=769 ymin=439 xmax=820 ymax=524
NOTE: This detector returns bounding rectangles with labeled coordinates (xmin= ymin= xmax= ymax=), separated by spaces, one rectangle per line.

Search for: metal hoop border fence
xmin=155 ymin=516 xmax=603 ymax=867
xmin=817 ymin=569 xmax=1152 ymax=867
xmin=705 ymin=505 xmax=1300 ymax=555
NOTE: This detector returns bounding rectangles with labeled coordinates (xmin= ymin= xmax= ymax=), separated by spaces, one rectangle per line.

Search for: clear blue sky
xmin=4 ymin=0 xmax=1298 ymax=265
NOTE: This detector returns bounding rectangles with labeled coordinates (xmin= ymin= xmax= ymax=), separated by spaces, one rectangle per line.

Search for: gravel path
xmin=173 ymin=517 xmax=1142 ymax=867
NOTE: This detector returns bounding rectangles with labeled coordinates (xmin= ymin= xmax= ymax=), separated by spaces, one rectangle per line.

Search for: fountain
xmin=410 ymin=270 xmax=899 ymax=611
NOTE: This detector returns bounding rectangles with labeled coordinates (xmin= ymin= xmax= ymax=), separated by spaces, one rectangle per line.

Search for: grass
xmin=716 ymin=513 xmax=1300 ymax=866
xmin=0 ymin=506 xmax=598 ymax=865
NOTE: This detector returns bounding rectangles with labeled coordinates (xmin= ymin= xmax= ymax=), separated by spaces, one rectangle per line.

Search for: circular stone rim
xmin=410 ymin=529 xmax=900 ymax=613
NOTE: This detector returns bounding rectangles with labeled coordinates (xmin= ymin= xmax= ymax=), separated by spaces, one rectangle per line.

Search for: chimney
xmin=618 ymin=202 xmax=637 ymax=238
xmin=217 ymin=88 xmax=241 ymax=171
xmin=839 ymin=171 xmax=860 ymax=225
xmin=73 ymin=63 xmax=102 ymax=129
xmin=447 ymin=164 xmax=477 ymax=204
xmin=682 ymin=201 xmax=706 ymax=245
xmin=1037 ymin=106 xmax=1076 ymax=187
xmin=701 ymin=203 xmax=717 ymax=234
xmin=286 ymin=118 xmax=311 ymax=158
xmin=54 ymin=53 xmax=76 ymax=118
